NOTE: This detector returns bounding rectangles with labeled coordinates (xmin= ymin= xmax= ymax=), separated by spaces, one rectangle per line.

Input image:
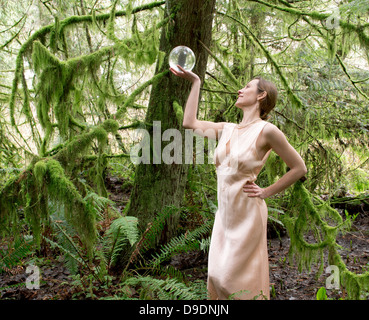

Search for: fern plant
xmin=138 ymin=204 xmax=181 ymax=255
xmin=0 ymin=235 xmax=34 ymax=273
xmin=121 ymin=275 xmax=207 ymax=300
xmin=147 ymin=219 xmax=213 ymax=268
xmin=102 ymin=215 xmax=140 ymax=270
xmin=46 ymin=216 xmax=83 ymax=275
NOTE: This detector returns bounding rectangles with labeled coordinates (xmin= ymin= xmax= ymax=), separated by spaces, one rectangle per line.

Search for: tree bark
xmin=126 ymin=0 xmax=216 ymax=243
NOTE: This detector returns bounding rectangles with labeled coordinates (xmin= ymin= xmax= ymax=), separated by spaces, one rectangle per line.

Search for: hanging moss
xmin=32 ymin=41 xmax=72 ymax=141
xmin=3 ymin=0 xmax=174 ymax=257
xmin=0 ymin=175 xmax=23 ymax=238
xmin=218 ymin=11 xmax=304 ymax=110
xmin=264 ymin=152 xmax=286 ymax=185
xmin=1 ymin=124 xmax=120 ymax=253
xmin=49 ymin=16 xmax=60 ymax=53
xmin=33 ymin=160 xmax=48 ymax=185
xmin=249 ymin=0 xmax=369 ymax=57
xmin=1 ymin=118 xmax=122 ymax=251
xmin=45 ymin=159 xmax=96 ymax=255
xmin=282 ymin=180 xmax=369 ymax=299
xmin=30 ymin=10 xmax=168 ymax=144
xmin=8 ymin=1 xmax=169 ymax=133
xmin=199 ymin=39 xmax=240 ymax=89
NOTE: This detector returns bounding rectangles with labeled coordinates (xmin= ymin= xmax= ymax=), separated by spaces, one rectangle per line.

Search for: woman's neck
xmin=239 ymin=105 xmax=260 ymax=125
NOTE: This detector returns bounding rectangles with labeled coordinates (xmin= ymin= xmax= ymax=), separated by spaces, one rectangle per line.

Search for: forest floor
xmin=167 ymin=209 xmax=369 ymax=300
xmin=1 ymin=174 xmax=369 ymax=300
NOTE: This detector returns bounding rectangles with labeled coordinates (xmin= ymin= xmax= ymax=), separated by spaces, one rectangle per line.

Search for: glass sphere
xmin=169 ymin=46 xmax=196 ymax=72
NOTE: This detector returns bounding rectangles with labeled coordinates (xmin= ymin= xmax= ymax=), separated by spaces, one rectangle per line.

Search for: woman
xmin=170 ymin=65 xmax=307 ymax=300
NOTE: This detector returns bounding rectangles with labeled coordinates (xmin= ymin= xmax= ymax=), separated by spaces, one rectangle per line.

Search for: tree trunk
xmin=126 ymin=0 xmax=216 ymax=243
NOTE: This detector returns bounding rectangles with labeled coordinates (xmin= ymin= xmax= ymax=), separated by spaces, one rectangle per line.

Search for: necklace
xmin=236 ymin=118 xmax=261 ymax=129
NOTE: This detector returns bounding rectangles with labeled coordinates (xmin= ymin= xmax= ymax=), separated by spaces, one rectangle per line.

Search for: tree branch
xmin=335 ymin=53 xmax=369 ymax=100
xmin=217 ymin=11 xmax=305 ymax=110
xmin=249 ymin=0 xmax=369 ymax=50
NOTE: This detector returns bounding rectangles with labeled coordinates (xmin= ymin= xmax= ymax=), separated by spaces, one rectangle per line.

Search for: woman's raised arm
xmin=170 ymin=65 xmax=227 ymax=140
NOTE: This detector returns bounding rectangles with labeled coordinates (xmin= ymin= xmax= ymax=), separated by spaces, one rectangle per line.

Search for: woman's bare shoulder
xmin=263 ymin=122 xmax=290 ymax=148
xmin=264 ymin=122 xmax=281 ymax=134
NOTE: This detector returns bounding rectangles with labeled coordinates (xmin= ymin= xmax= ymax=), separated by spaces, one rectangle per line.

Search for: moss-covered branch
xmin=173 ymin=101 xmax=184 ymax=124
xmin=27 ymin=10 xmax=170 ymax=153
xmin=9 ymin=1 xmax=166 ymax=129
xmin=0 ymin=118 xmax=120 ymax=252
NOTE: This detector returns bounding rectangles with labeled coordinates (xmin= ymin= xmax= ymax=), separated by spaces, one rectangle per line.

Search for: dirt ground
xmin=1 ymin=175 xmax=368 ymax=300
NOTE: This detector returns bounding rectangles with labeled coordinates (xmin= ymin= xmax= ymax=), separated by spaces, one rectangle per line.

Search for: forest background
xmin=0 ymin=0 xmax=368 ymax=300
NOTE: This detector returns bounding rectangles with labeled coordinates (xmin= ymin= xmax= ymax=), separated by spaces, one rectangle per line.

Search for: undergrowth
xmin=1 ymin=169 xmax=369 ymax=300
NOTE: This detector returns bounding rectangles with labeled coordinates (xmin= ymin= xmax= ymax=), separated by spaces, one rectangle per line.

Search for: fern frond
xmin=147 ymin=219 xmax=212 ymax=268
xmin=0 ymin=236 xmax=33 ymax=273
xmin=47 ymin=203 xmax=85 ymax=274
xmin=52 ymin=221 xmax=82 ymax=274
xmin=199 ymin=236 xmax=211 ymax=253
xmin=42 ymin=236 xmax=84 ymax=269
xmin=148 ymin=263 xmax=187 ymax=283
xmin=104 ymin=216 xmax=139 ymax=268
xmin=139 ymin=204 xmax=181 ymax=254
xmin=122 ymin=275 xmax=203 ymax=300
xmin=84 ymin=190 xmax=118 ymax=220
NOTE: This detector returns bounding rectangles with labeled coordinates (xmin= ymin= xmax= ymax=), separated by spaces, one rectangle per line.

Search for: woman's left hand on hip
xmin=243 ymin=182 xmax=267 ymax=199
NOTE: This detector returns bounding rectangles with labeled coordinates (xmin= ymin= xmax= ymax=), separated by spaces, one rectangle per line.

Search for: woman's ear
xmin=257 ymin=91 xmax=267 ymax=101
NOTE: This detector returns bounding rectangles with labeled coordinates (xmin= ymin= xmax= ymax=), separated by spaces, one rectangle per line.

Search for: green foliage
xmin=316 ymin=287 xmax=328 ymax=300
xmin=282 ymin=180 xmax=369 ymax=299
xmin=148 ymin=219 xmax=212 ymax=268
xmin=45 ymin=159 xmax=97 ymax=251
xmin=122 ymin=275 xmax=205 ymax=300
xmin=0 ymin=236 xmax=33 ymax=274
xmin=1 ymin=0 xmax=368 ymax=301
xmin=282 ymin=181 xmax=347 ymax=274
xmin=33 ymin=160 xmax=48 ymax=184
xmin=137 ymin=205 xmax=181 ymax=254
xmin=43 ymin=233 xmax=84 ymax=275
xmin=103 ymin=216 xmax=140 ymax=269
xmin=101 ymin=119 xmax=119 ymax=133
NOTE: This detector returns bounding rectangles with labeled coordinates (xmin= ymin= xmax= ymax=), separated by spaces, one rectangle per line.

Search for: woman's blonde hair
xmin=253 ymin=76 xmax=278 ymax=121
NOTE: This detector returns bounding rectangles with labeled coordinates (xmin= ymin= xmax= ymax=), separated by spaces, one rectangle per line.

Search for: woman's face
xmin=235 ymin=79 xmax=260 ymax=108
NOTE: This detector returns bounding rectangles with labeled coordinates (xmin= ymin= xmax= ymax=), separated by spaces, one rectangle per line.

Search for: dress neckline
xmin=232 ymin=119 xmax=263 ymax=138
xmin=224 ymin=119 xmax=264 ymax=158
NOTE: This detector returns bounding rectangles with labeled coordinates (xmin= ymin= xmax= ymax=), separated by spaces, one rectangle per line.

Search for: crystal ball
xmin=169 ymin=46 xmax=196 ymax=72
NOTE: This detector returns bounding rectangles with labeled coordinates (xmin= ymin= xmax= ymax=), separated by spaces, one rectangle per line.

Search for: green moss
xmin=32 ymin=41 xmax=63 ymax=74
xmin=173 ymin=101 xmax=184 ymax=124
xmin=49 ymin=16 xmax=60 ymax=53
xmin=93 ymin=127 xmax=108 ymax=144
xmin=282 ymin=180 xmax=369 ymax=299
xmin=102 ymin=119 xmax=119 ymax=133
xmin=1 ymin=157 xmax=99 ymax=254
xmin=33 ymin=160 xmax=48 ymax=185
xmin=45 ymin=159 xmax=96 ymax=255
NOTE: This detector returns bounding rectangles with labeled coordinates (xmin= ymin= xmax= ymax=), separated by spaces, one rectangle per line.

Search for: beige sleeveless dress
xmin=208 ymin=119 xmax=272 ymax=300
